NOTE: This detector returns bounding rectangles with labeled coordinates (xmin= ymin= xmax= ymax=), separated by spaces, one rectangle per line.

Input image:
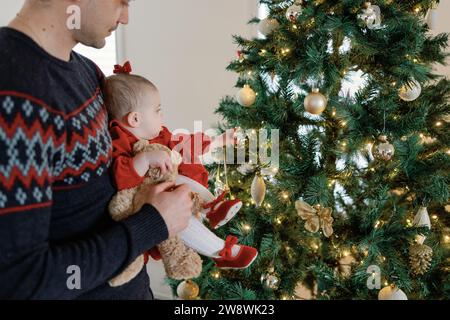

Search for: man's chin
xmin=79 ymin=37 xmax=107 ymax=50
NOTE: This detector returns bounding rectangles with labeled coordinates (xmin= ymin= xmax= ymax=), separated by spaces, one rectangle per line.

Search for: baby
xmin=103 ymin=61 xmax=258 ymax=269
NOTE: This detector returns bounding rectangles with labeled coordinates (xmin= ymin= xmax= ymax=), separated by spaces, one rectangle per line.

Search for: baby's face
xmin=138 ymin=87 xmax=163 ymax=139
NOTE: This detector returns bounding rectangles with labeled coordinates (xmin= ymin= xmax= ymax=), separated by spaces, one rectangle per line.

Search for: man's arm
xmin=0 ymin=94 xmax=168 ymax=299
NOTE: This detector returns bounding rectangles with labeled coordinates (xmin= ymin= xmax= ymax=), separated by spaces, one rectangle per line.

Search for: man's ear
xmin=126 ymin=111 xmax=141 ymax=128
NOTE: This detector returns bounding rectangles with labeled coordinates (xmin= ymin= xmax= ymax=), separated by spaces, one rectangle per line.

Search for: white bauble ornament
xmin=399 ymin=79 xmax=422 ymax=102
xmin=378 ymin=285 xmax=408 ymax=300
xmin=236 ymin=85 xmax=256 ymax=107
xmin=304 ymin=88 xmax=328 ymax=115
xmin=251 ymin=174 xmax=266 ymax=207
xmin=177 ymin=280 xmax=200 ymax=300
xmin=371 ymin=135 xmax=395 ymax=161
xmin=258 ymin=18 xmax=280 ymax=36
xmin=286 ymin=2 xmax=303 ymax=22
xmin=413 ymin=206 xmax=431 ymax=230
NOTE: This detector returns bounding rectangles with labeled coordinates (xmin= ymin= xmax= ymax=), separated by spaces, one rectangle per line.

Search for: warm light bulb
xmin=435 ymin=121 xmax=443 ymax=127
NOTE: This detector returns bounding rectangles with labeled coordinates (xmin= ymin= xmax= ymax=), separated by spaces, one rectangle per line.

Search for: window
xmin=74 ymin=33 xmax=118 ymax=77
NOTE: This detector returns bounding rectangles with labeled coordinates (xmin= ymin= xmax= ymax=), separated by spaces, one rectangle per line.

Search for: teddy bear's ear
xmin=170 ymin=150 xmax=183 ymax=166
xmin=132 ymin=140 xmax=150 ymax=155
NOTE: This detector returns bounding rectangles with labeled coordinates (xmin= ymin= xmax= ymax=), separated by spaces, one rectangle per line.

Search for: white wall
xmin=431 ymin=1 xmax=450 ymax=77
xmin=118 ymin=0 xmax=259 ymax=133
xmin=0 ymin=0 xmax=24 ymax=26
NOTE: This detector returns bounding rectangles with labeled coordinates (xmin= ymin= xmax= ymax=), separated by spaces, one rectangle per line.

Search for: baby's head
xmin=103 ymin=73 xmax=163 ymax=140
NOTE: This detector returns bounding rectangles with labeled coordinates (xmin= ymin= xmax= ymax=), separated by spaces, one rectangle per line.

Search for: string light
xmin=243 ymin=224 xmax=252 ymax=232
xmin=444 ymin=235 xmax=450 ymax=244
xmin=281 ymin=192 xmax=290 ymax=200
xmin=374 ymin=220 xmax=381 ymax=229
xmin=276 ymin=217 xmax=283 ymax=225
xmin=342 ymin=250 xmax=350 ymax=257
xmin=435 ymin=121 xmax=443 ymax=127
xmin=432 ymin=215 xmax=438 ymax=221
xmin=211 ymin=270 xmax=221 ymax=279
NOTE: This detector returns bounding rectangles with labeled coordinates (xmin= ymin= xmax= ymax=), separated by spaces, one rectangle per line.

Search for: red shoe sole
xmin=214 ymin=201 xmax=243 ymax=229
xmin=216 ymin=251 xmax=258 ymax=270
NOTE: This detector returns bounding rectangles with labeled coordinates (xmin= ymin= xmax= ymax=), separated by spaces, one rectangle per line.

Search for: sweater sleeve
xmin=110 ymin=126 xmax=146 ymax=191
xmin=0 ymin=94 xmax=168 ymax=299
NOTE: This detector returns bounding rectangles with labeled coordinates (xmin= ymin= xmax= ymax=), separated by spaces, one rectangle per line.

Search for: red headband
xmin=113 ymin=61 xmax=132 ymax=74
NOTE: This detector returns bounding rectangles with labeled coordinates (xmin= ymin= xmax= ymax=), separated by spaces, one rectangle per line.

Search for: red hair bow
xmin=113 ymin=61 xmax=132 ymax=74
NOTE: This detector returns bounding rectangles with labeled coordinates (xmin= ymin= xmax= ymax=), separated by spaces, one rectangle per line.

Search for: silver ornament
xmin=371 ymin=135 xmax=395 ymax=161
xmin=399 ymin=79 xmax=422 ymax=102
xmin=286 ymin=2 xmax=303 ymax=22
xmin=261 ymin=270 xmax=280 ymax=290
xmin=358 ymin=2 xmax=382 ymax=30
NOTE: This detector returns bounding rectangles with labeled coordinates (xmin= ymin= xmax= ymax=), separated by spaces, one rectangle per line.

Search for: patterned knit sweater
xmin=0 ymin=27 xmax=168 ymax=299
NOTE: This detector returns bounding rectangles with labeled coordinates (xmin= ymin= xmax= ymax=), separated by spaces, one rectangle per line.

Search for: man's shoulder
xmin=72 ymin=51 xmax=105 ymax=81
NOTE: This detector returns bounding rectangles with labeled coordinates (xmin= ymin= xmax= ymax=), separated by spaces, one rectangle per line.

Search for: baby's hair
xmin=103 ymin=74 xmax=158 ymax=121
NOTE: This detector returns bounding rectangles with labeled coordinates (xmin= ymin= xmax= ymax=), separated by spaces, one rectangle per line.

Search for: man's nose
xmin=118 ymin=7 xmax=129 ymax=25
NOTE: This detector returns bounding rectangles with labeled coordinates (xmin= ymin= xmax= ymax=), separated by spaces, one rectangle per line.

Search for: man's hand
xmin=144 ymin=182 xmax=193 ymax=238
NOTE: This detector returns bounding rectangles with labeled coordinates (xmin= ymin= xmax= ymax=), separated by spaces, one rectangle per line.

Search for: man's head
xmin=103 ymin=74 xmax=164 ymax=140
xmin=25 ymin=0 xmax=130 ymax=49
xmin=71 ymin=0 xmax=130 ymax=49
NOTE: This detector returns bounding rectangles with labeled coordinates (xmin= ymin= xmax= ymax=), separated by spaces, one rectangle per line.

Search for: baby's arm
xmin=133 ymin=151 xmax=173 ymax=177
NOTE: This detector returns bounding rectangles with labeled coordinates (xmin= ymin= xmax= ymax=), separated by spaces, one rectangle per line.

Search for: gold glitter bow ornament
xmin=295 ymin=200 xmax=334 ymax=238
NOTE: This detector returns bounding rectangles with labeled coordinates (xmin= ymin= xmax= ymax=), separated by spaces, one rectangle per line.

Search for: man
xmin=0 ymin=0 xmax=193 ymax=299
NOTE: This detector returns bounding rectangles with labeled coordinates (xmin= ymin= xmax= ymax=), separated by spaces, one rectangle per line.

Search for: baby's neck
xmin=126 ymin=125 xmax=159 ymax=141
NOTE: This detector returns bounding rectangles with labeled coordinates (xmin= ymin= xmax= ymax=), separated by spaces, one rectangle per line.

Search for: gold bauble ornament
xmin=409 ymin=243 xmax=433 ymax=276
xmin=304 ymin=88 xmax=327 ymax=115
xmin=236 ymin=85 xmax=256 ymax=107
xmin=337 ymin=254 xmax=357 ymax=278
xmin=176 ymin=280 xmax=200 ymax=300
xmin=378 ymin=284 xmax=408 ymax=300
xmin=251 ymin=173 xmax=266 ymax=207
xmin=371 ymin=135 xmax=395 ymax=161
xmin=399 ymin=79 xmax=422 ymax=102
xmin=258 ymin=18 xmax=280 ymax=37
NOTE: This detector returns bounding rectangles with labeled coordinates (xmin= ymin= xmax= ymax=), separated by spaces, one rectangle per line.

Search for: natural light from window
xmin=74 ymin=32 xmax=117 ymax=77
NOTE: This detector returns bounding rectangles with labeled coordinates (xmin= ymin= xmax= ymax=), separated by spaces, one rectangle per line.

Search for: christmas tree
xmin=170 ymin=0 xmax=450 ymax=300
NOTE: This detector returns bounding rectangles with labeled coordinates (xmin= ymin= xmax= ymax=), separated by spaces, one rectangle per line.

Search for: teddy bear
xmin=107 ymin=139 xmax=203 ymax=287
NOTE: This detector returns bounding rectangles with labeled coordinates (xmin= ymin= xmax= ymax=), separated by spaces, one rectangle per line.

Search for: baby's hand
xmin=145 ymin=150 xmax=173 ymax=176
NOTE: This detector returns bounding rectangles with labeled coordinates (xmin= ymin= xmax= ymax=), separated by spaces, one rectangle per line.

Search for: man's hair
xmin=103 ymin=74 xmax=158 ymax=121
